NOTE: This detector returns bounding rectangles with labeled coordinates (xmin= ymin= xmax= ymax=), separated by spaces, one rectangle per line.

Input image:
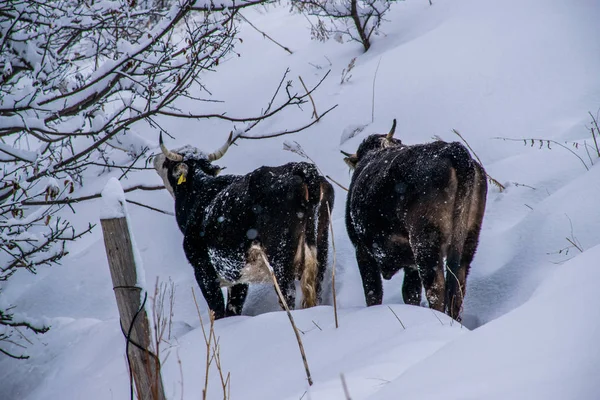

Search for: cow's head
xmin=153 ymin=132 xmax=232 ymax=197
xmin=341 ymin=119 xmax=402 ymax=169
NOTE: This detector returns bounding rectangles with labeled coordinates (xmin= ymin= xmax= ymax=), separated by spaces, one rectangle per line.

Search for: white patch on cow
xmin=208 ymin=248 xmax=242 ymax=286
xmin=239 ymin=244 xmax=271 ymax=284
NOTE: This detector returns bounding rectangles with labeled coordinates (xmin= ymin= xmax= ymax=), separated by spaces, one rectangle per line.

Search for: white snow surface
xmin=2 ymin=0 xmax=600 ymax=399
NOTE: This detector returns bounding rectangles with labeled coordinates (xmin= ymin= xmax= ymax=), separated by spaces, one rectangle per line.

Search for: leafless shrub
xmin=0 ymin=0 xmax=333 ymax=356
xmin=293 ymin=0 xmax=393 ymax=52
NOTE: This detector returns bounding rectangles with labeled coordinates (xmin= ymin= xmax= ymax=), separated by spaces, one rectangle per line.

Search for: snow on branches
xmin=0 ymin=0 xmax=335 ymax=358
xmin=293 ymin=0 xmax=392 ymax=52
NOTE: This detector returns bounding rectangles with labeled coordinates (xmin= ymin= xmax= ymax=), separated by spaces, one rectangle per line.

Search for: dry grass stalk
xmin=431 ymin=309 xmax=444 ymax=326
xmin=326 ymin=174 xmax=349 ymax=192
xmin=340 ymin=373 xmax=352 ymax=400
xmin=387 ymin=306 xmax=406 ymax=330
xmin=152 ymin=278 xmax=175 ymax=352
xmin=191 ymin=288 xmax=231 ymax=400
xmin=452 ymin=129 xmax=505 ymax=191
xmin=211 ymin=336 xmax=231 ymax=399
xmin=282 ymin=141 xmax=348 ymax=192
xmin=340 ymin=58 xmax=356 ymax=84
xmin=238 ymin=12 xmax=293 ymax=54
xmin=312 ymin=320 xmax=323 ymax=331
xmin=371 ymin=57 xmax=382 ymax=123
xmin=176 ymin=349 xmax=184 ymax=400
xmin=149 ymin=278 xmax=176 ymax=399
xmin=258 ymin=252 xmax=314 ymax=386
xmin=494 ymin=135 xmax=590 ymax=171
xmin=326 ymin=202 xmax=339 ymax=328
xmin=566 ymin=237 xmax=583 ymax=253
xmin=589 ymin=111 xmax=600 ymax=158
xmin=299 ymin=75 xmax=320 ymax=120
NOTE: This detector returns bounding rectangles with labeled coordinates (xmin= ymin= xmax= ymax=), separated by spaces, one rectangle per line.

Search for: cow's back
xmin=346 ymin=142 xmax=460 ymax=244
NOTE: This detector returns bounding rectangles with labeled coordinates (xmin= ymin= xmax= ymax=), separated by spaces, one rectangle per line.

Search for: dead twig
xmin=312 ymin=320 xmax=323 ymax=331
xmin=341 ymin=373 xmax=352 ymax=400
xmin=259 ymin=252 xmax=313 ymax=386
xmin=566 ymin=237 xmax=583 ymax=253
xmin=326 ymin=175 xmax=349 ymax=192
xmin=589 ymin=111 xmax=600 ymax=158
xmin=20 ymin=184 xmax=165 ymax=206
xmin=371 ymin=57 xmax=382 ymax=123
xmin=126 ymin=199 xmax=174 ymax=216
xmin=238 ymin=12 xmax=293 ymax=54
xmin=299 ymin=75 xmax=319 ymax=120
xmin=387 ymin=306 xmax=406 ymax=330
xmin=453 ymin=129 xmax=505 ymax=191
xmin=327 ymin=202 xmax=339 ymax=328
xmin=191 ymin=289 xmax=215 ymax=400
xmin=431 ymin=309 xmax=444 ymax=326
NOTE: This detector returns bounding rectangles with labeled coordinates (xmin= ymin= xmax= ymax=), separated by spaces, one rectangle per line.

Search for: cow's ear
xmin=214 ymin=167 xmax=226 ymax=176
xmin=341 ymin=150 xmax=359 ymax=169
xmin=344 ymin=155 xmax=359 ymax=169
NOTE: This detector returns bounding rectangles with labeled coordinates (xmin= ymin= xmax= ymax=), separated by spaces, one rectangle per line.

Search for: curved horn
xmin=159 ymin=133 xmax=183 ymax=162
xmin=207 ymin=131 xmax=233 ymax=162
xmin=386 ymin=119 xmax=397 ymax=141
xmin=340 ymin=150 xmax=353 ymax=157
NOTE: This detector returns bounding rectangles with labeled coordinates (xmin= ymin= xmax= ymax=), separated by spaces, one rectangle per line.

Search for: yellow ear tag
xmin=177 ymin=174 xmax=186 ymax=185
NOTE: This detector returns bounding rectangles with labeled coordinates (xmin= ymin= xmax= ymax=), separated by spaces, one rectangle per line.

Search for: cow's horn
xmin=207 ymin=131 xmax=233 ymax=162
xmin=159 ymin=133 xmax=183 ymax=162
xmin=386 ymin=119 xmax=397 ymax=141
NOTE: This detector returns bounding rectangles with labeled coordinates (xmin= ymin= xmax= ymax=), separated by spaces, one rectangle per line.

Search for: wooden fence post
xmin=100 ymin=178 xmax=166 ymax=400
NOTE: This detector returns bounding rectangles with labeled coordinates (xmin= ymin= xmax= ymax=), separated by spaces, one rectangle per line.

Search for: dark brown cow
xmin=343 ymin=120 xmax=487 ymax=320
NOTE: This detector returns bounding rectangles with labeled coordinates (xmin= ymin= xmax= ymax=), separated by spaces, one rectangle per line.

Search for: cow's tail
xmin=446 ymin=142 xmax=487 ymax=256
xmin=447 ymin=142 xmax=477 ymax=250
xmin=445 ymin=142 xmax=486 ymax=318
xmin=299 ymin=242 xmax=318 ymax=308
xmin=299 ymin=171 xmax=334 ymax=308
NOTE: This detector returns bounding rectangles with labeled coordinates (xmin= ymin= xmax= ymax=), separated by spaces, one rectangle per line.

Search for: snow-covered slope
xmin=2 ymin=0 xmax=600 ymax=399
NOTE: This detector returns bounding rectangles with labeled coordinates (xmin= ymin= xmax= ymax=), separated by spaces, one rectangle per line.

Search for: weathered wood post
xmin=100 ymin=178 xmax=166 ymax=400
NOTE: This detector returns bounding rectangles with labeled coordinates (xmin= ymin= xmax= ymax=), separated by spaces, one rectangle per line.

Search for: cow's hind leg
xmin=270 ymin=247 xmax=297 ymax=311
xmin=446 ymin=226 xmax=480 ymax=320
xmin=356 ymin=246 xmax=383 ymax=306
xmin=226 ymin=284 xmax=249 ymax=317
xmin=402 ymin=266 xmax=422 ymax=306
xmin=185 ymin=237 xmax=225 ymax=319
xmin=193 ymin=266 xmax=225 ymax=320
xmin=411 ymin=227 xmax=445 ymax=313
xmin=445 ymin=247 xmax=465 ymax=320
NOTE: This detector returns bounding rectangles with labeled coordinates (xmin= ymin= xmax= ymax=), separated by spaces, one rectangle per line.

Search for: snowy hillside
xmin=2 ymin=0 xmax=600 ymax=399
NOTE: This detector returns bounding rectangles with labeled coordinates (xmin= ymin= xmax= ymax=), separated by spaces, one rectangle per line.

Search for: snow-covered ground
xmin=2 ymin=0 xmax=600 ymax=399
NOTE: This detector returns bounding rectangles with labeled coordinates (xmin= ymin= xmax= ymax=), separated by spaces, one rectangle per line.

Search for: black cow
xmin=342 ymin=120 xmax=487 ymax=320
xmin=154 ymin=133 xmax=334 ymax=319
